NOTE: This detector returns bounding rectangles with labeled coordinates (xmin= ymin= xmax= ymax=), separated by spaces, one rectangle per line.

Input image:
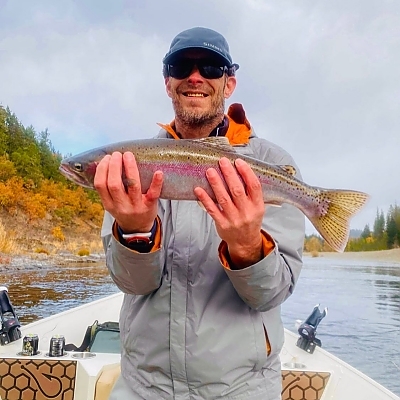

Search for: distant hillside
xmin=0 ymin=105 xmax=104 ymax=256
xmin=349 ymin=229 xmax=362 ymax=239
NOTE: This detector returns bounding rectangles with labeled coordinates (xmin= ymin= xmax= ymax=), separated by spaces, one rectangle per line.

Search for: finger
xmin=219 ymin=157 xmax=247 ymax=200
xmin=194 ymin=186 xmax=224 ymax=222
xmin=205 ymin=166 xmax=233 ymax=211
xmin=106 ymin=152 xmax=127 ymax=198
xmin=144 ymin=171 xmax=164 ymax=204
xmin=123 ymin=152 xmax=143 ymax=199
xmin=234 ymin=158 xmax=263 ymax=204
xmin=94 ymin=155 xmax=114 ymax=206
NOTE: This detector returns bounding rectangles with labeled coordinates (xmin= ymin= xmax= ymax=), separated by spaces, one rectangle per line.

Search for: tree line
xmin=0 ymin=106 xmax=63 ymax=184
xmin=347 ymin=206 xmax=400 ymax=251
xmin=304 ymin=205 xmax=400 ymax=252
xmin=0 ymin=105 xmax=102 ymax=226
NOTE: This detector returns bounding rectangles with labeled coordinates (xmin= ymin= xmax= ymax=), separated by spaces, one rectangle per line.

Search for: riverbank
xmin=1 ymin=209 xmax=104 ymax=269
xmin=2 ymin=248 xmax=400 ymax=271
xmin=304 ymin=248 xmax=400 ymax=264
xmin=0 ymin=251 xmax=105 ymax=270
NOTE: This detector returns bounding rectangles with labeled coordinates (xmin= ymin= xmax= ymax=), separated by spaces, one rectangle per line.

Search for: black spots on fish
xmin=315 ymin=192 xmax=330 ymax=216
xmin=309 ymin=190 xmax=369 ymax=252
xmin=279 ymin=165 xmax=297 ymax=176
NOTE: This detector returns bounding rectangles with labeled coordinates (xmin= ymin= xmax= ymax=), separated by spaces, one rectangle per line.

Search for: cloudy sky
xmin=1 ymin=0 xmax=399 ymax=234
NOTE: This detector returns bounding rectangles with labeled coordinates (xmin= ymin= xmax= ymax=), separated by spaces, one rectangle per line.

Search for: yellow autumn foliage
xmin=52 ymin=226 xmax=65 ymax=241
xmin=0 ymin=177 xmax=104 ymax=225
xmin=77 ymin=248 xmax=90 ymax=256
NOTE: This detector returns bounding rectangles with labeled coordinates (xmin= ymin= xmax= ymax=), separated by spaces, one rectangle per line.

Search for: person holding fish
xmin=82 ymin=27 xmax=361 ymax=400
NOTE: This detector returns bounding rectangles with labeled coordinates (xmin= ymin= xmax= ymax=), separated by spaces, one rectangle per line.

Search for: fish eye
xmin=74 ymin=162 xmax=83 ymax=171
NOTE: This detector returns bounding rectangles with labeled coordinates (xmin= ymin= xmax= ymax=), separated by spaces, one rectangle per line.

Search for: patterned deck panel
xmin=0 ymin=358 xmax=76 ymax=400
xmin=282 ymin=370 xmax=331 ymax=400
xmin=0 ymin=358 xmax=330 ymax=400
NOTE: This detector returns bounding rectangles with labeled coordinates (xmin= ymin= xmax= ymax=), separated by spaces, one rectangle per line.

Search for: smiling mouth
xmin=183 ymin=92 xmax=208 ymax=98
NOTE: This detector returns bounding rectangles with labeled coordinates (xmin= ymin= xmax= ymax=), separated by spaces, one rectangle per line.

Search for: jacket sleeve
xmin=219 ymin=140 xmax=305 ymax=311
xmin=101 ymin=211 xmax=165 ymax=295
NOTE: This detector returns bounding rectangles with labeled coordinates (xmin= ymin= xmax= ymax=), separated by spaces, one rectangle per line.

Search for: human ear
xmin=165 ymin=77 xmax=173 ymax=98
xmin=224 ymin=76 xmax=236 ymax=99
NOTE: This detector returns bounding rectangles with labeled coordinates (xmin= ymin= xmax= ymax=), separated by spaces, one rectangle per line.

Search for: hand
xmin=194 ymin=157 xmax=265 ymax=269
xmin=94 ymin=151 xmax=163 ymax=233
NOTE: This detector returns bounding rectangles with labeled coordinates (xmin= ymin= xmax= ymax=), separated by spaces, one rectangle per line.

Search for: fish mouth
xmin=59 ymin=164 xmax=93 ymax=189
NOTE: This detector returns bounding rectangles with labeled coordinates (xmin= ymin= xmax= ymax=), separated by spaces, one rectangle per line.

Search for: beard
xmin=171 ymin=88 xmax=225 ymax=127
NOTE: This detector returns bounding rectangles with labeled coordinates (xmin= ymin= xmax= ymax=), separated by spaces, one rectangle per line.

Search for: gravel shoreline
xmin=304 ymin=248 xmax=400 ymax=264
xmin=2 ymin=248 xmax=400 ymax=271
xmin=0 ymin=252 xmax=106 ymax=271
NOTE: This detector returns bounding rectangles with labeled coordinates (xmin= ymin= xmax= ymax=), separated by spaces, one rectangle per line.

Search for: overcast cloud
xmin=1 ymin=0 xmax=399 ymax=234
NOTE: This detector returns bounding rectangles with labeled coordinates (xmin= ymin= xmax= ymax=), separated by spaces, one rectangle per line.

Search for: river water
xmin=1 ymin=256 xmax=400 ymax=396
xmin=282 ymin=256 xmax=400 ymax=397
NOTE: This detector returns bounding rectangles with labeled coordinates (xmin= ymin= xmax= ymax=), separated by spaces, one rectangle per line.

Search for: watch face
xmin=117 ymin=221 xmax=157 ymax=253
xmin=123 ymin=236 xmax=153 ymax=253
xmin=124 ymin=237 xmax=151 ymax=245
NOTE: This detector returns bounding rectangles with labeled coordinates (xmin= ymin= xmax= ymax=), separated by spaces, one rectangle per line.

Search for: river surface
xmin=282 ymin=256 xmax=400 ymax=397
xmin=1 ymin=256 xmax=400 ymax=396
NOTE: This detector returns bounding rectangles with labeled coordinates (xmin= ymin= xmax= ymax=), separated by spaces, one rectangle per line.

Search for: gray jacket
xmin=101 ymin=128 xmax=305 ymax=400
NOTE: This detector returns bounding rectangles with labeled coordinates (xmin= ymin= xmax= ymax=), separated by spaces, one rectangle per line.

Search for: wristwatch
xmin=117 ymin=220 xmax=157 ymax=252
xmin=121 ymin=231 xmax=153 ymax=246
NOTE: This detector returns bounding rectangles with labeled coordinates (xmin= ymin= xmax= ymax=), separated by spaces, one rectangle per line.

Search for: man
xmin=95 ymin=27 xmax=305 ymax=400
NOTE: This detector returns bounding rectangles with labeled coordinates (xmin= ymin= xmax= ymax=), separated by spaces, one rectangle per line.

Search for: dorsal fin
xmin=194 ymin=137 xmax=236 ymax=153
xmin=279 ymin=165 xmax=297 ymax=176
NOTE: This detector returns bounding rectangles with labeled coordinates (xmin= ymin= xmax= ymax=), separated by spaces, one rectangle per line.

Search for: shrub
xmin=23 ymin=193 xmax=47 ymax=220
xmin=0 ymin=177 xmax=26 ymax=209
xmin=53 ymin=206 xmax=75 ymax=224
xmin=34 ymin=247 xmax=50 ymax=255
xmin=52 ymin=226 xmax=65 ymax=241
xmin=0 ymin=156 xmax=17 ymax=182
xmin=77 ymin=248 xmax=90 ymax=256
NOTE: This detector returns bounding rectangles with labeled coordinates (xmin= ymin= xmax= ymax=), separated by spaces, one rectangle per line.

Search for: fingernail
xmin=123 ymin=152 xmax=133 ymax=160
xmin=206 ymin=168 xmax=216 ymax=178
xmin=219 ymin=157 xmax=230 ymax=167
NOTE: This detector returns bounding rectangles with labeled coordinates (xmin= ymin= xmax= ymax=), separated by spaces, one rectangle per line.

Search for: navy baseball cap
xmin=163 ymin=27 xmax=239 ymax=70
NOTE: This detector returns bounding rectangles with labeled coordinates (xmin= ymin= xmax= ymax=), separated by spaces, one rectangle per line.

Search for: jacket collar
xmin=157 ymin=103 xmax=252 ymax=145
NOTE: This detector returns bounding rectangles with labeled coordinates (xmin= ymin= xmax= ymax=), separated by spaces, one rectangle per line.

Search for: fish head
xmin=59 ymin=156 xmax=98 ymax=189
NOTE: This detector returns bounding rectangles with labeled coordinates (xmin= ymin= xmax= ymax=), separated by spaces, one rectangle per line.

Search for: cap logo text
xmin=203 ymin=42 xmax=222 ymax=52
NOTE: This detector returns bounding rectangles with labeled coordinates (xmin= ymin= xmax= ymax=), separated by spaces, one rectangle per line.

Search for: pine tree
xmin=0 ymin=106 xmax=8 ymax=155
xmin=373 ymin=209 xmax=385 ymax=239
xmin=37 ymin=129 xmax=63 ymax=181
xmin=386 ymin=217 xmax=397 ymax=248
xmin=388 ymin=203 xmax=400 ymax=248
xmin=361 ymin=224 xmax=371 ymax=239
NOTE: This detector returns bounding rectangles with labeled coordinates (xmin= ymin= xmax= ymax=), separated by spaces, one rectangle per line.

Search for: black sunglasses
xmin=165 ymin=59 xmax=235 ymax=80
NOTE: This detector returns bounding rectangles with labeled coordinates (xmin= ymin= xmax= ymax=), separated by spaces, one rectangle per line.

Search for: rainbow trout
xmin=59 ymin=137 xmax=369 ymax=252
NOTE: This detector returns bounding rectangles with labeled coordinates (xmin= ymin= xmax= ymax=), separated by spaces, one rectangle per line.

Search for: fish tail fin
xmin=308 ymin=190 xmax=369 ymax=252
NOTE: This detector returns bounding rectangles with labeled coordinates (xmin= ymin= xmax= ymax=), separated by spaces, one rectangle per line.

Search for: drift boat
xmin=0 ymin=289 xmax=399 ymax=400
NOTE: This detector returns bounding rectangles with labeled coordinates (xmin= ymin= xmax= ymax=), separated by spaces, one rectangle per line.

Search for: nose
xmin=187 ymin=65 xmax=203 ymax=83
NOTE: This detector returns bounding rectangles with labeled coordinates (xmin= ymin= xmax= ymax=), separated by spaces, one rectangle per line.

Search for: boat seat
xmin=94 ymin=363 xmax=121 ymax=400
